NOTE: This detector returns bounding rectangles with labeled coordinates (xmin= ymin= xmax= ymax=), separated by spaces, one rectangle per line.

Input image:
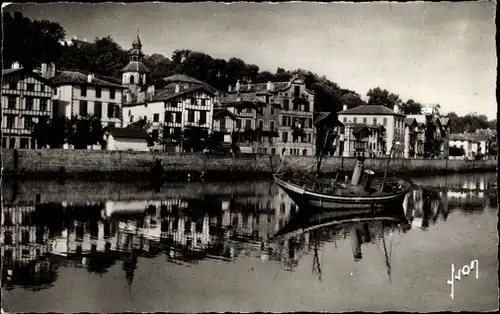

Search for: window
xmin=81 ymin=86 xmax=87 ymax=97
xmin=304 ymin=102 xmax=310 ymax=112
xmin=40 ymin=99 xmax=47 ymax=111
xmin=110 ymin=88 xmax=116 ymax=99
xmin=282 ymin=115 xmax=286 ymax=125
xmin=24 ymin=116 xmax=33 ymax=129
xmin=270 ymin=121 xmax=275 ymax=132
xmin=200 ymin=99 xmax=206 ymax=106
xmin=283 ymin=99 xmax=289 ymax=110
xmin=259 ymin=120 xmax=264 ymax=129
xmin=383 ymin=118 xmax=387 ymax=126
xmin=25 ymin=97 xmax=34 ymax=110
xmin=20 ymin=138 xmax=29 ymax=148
xmin=246 ymin=108 xmax=252 ymax=114
xmin=130 ymin=76 xmax=135 ymax=84
xmin=8 ymin=96 xmax=16 ymax=109
xmin=282 ymin=131 xmax=288 ymax=143
xmin=373 ymin=118 xmax=377 ymax=125
xmin=343 ymin=117 xmax=347 ymax=123
xmin=308 ymin=134 xmax=312 ymax=143
xmin=27 ymin=83 xmax=34 ymax=91
xmin=176 ymin=112 xmax=182 ymax=123
xmin=236 ymin=119 xmax=241 ymax=129
xmin=303 ymin=149 xmax=307 ymax=156
xmin=9 ymin=82 xmax=16 ymax=90
xmin=94 ymin=102 xmax=102 ymax=118
xmin=107 ymin=103 xmax=114 ymax=118
xmin=153 ymin=113 xmax=160 ymax=122
xmin=271 ymin=106 xmax=275 ymax=115
xmin=165 ymin=112 xmax=172 ymax=123
xmin=363 ymin=117 xmax=367 ymax=123
xmin=188 ymin=110 xmax=195 ymax=122
xmin=294 ymin=85 xmax=300 ymax=97
xmin=199 ymin=111 xmax=207 ymax=124
xmin=80 ymin=100 xmax=88 ymax=117
xmin=2 ymin=137 xmax=6 ymax=148
xmin=184 ymin=221 xmax=192 ymax=234
xmin=308 ymin=118 xmax=312 ymax=128
xmin=245 ymin=119 xmax=251 ymax=129
xmin=7 ymin=116 xmax=15 ymax=129
xmin=353 ymin=117 xmax=357 ymax=123
xmin=96 ymin=87 xmax=102 ymax=98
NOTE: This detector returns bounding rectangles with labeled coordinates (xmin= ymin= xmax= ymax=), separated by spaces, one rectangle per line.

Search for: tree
xmin=400 ymin=99 xmax=423 ymax=115
xmin=2 ymin=12 xmax=65 ymax=69
xmin=366 ymin=87 xmax=401 ymax=109
xmin=143 ymin=53 xmax=174 ymax=81
xmin=341 ymin=92 xmax=366 ymax=109
xmin=31 ymin=115 xmax=51 ymax=148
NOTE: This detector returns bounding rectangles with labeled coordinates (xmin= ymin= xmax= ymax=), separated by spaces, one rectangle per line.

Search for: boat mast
xmin=380 ymin=137 xmax=397 ymax=192
xmin=313 ymin=128 xmax=331 ymax=190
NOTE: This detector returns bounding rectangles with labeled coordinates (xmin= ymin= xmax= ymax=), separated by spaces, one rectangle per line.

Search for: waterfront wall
xmin=1 ymin=149 xmax=497 ymax=178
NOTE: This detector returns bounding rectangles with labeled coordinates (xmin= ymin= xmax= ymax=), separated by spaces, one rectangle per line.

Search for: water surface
xmin=1 ymin=172 xmax=498 ymax=312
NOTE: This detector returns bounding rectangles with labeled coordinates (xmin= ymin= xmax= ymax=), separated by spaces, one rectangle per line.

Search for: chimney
xmin=41 ymin=63 xmax=48 ymax=78
xmin=342 ymin=104 xmax=347 ymax=111
xmin=138 ymin=92 xmax=145 ymax=102
xmin=393 ymin=105 xmax=399 ymax=114
xmin=228 ymin=85 xmax=232 ymax=92
xmin=248 ymin=79 xmax=252 ymax=90
xmin=235 ymin=80 xmax=240 ymax=93
xmin=175 ymin=83 xmax=180 ymax=93
xmin=11 ymin=61 xmax=20 ymax=69
xmin=126 ymin=92 xmax=132 ymax=103
xmin=266 ymin=81 xmax=273 ymax=91
xmin=73 ymin=35 xmax=77 ymax=40
xmin=147 ymin=84 xmax=155 ymax=96
xmin=87 ymin=73 xmax=93 ymax=83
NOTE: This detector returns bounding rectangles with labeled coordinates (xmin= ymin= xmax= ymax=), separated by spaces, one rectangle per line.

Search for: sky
xmin=4 ymin=2 xmax=497 ymax=119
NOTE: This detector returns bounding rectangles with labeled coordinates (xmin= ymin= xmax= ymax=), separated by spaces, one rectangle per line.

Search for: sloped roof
xmin=213 ymin=108 xmax=238 ymax=121
xmin=2 ymin=67 xmax=55 ymax=86
xmin=404 ymin=117 xmax=418 ymax=127
xmin=217 ymin=93 xmax=266 ymax=110
xmin=2 ymin=68 xmax=24 ymax=76
xmin=152 ymin=83 xmax=215 ymax=102
xmin=107 ymin=127 xmax=149 ymax=139
xmin=232 ymin=77 xmax=314 ymax=95
xmin=52 ymin=70 xmax=123 ymax=88
xmin=338 ymin=105 xmax=406 ymax=117
xmin=468 ymin=133 xmax=489 ymax=142
xmin=121 ymin=61 xmax=150 ymax=73
xmin=162 ymin=74 xmax=207 ymax=85
xmin=313 ymin=112 xmax=343 ymax=126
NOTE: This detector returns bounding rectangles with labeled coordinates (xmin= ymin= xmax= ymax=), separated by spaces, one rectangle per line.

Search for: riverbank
xmin=1 ymin=149 xmax=497 ymax=180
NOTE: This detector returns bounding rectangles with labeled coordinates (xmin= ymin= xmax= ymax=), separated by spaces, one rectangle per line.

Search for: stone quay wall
xmin=1 ymin=149 xmax=496 ymax=178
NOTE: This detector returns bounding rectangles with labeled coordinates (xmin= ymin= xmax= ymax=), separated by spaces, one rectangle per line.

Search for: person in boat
xmin=344 ymin=175 xmax=349 ymax=185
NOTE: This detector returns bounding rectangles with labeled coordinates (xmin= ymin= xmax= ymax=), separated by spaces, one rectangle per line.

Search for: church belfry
xmin=121 ymin=30 xmax=150 ymax=94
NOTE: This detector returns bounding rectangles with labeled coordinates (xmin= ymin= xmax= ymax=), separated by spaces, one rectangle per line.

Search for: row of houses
xmin=2 ymin=31 xmax=492 ymax=159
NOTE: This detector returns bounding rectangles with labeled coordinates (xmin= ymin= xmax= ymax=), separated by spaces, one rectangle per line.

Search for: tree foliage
xmin=445 ymin=112 xmax=494 ymax=134
xmin=2 ymin=12 xmax=66 ymax=69
xmin=366 ymin=87 xmax=401 ymax=109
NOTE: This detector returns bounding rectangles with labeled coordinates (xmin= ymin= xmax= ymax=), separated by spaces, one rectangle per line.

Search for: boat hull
xmin=274 ymin=175 xmax=411 ymax=211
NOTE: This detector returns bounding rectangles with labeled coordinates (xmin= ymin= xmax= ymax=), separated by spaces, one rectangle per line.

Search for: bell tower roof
xmin=132 ymin=30 xmax=142 ymax=49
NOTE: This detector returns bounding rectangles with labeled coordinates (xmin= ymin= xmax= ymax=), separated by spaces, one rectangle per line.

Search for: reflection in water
xmin=1 ymin=173 xmax=497 ymax=297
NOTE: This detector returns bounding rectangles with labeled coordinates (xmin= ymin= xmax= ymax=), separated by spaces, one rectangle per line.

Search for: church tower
xmin=121 ymin=31 xmax=150 ymax=95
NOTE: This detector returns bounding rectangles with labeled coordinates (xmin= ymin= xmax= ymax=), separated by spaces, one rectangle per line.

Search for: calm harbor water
xmin=1 ymin=172 xmax=498 ymax=312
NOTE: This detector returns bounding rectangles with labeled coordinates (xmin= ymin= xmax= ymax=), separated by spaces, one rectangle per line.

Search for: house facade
xmin=1 ymin=63 xmax=54 ymax=149
xmin=123 ymin=82 xmax=216 ymax=152
xmin=224 ymin=77 xmax=316 ymax=156
xmin=52 ymin=70 xmax=125 ymax=127
xmin=338 ymin=104 xmax=406 ymax=158
xmin=340 ymin=122 xmax=387 ymax=158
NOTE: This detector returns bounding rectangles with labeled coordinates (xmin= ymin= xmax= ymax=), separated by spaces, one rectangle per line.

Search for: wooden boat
xmin=274 ymin=174 xmax=412 ymax=211
xmin=274 ymin=127 xmax=412 ymax=211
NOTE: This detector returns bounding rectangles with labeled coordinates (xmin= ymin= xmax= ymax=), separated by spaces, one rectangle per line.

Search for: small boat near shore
xmin=274 ymin=127 xmax=413 ymax=211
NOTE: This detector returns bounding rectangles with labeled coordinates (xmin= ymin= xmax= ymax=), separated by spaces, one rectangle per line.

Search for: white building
xmin=103 ymin=127 xmax=149 ymax=151
xmin=52 ymin=70 xmax=126 ymax=128
xmin=338 ymin=104 xmax=406 ymax=157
